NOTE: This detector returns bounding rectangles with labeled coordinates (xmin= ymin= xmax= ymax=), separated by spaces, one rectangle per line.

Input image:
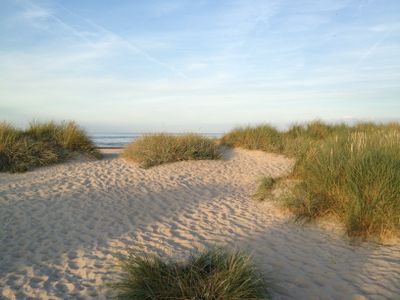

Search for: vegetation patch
xmin=253 ymin=177 xmax=277 ymax=201
xmin=109 ymin=248 xmax=271 ymax=300
xmin=223 ymin=121 xmax=400 ymax=240
xmin=291 ymin=130 xmax=400 ymax=239
xmin=221 ymin=124 xmax=283 ymax=153
xmin=121 ymin=134 xmax=220 ymax=168
xmin=0 ymin=121 xmax=100 ymax=172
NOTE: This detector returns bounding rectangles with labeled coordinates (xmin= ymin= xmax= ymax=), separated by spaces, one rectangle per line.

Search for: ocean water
xmin=90 ymin=133 xmax=223 ymax=148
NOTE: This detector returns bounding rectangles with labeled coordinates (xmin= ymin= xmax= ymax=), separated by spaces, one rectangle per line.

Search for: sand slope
xmin=0 ymin=148 xmax=399 ymax=299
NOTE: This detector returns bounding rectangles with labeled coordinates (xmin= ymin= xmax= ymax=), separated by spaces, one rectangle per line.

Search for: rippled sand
xmin=0 ymin=148 xmax=399 ymax=299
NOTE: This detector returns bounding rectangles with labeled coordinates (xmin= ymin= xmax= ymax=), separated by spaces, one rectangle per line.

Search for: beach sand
xmin=0 ymin=148 xmax=399 ymax=299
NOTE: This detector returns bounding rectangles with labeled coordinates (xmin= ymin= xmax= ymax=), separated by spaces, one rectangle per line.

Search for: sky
xmin=1 ymin=0 xmax=399 ymax=133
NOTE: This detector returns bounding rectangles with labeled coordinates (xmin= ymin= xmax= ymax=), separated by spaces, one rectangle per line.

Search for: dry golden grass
xmin=0 ymin=121 xmax=100 ymax=172
xmin=224 ymin=121 xmax=400 ymax=239
xmin=121 ymin=133 xmax=220 ymax=168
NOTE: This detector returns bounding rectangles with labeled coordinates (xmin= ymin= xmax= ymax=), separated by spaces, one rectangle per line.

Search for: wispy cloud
xmin=2 ymin=0 xmax=400 ymax=130
xmin=57 ymin=2 xmax=187 ymax=77
xmin=147 ymin=0 xmax=189 ymax=17
xmin=13 ymin=0 xmax=186 ymax=77
xmin=19 ymin=4 xmax=50 ymax=20
xmin=354 ymin=27 xmax=394 ymax=69
xmin=60 ymin=6 xmax=187 ymax=78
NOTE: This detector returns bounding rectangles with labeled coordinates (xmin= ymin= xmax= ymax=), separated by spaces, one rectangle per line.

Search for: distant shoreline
xmin=96 ymin=146 xmax=123 ymax=149
xmin=91 ymin=132 xmax=223 ymax=148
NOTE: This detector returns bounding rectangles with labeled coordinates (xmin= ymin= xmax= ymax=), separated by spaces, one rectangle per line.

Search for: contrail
xmin=16 ymin=0 xmax=186 ymax=78
xmin=54 ymin=2 xmax=187 ymax=78
xmin=354 ymin=28 xmax=392 ymax=68
xmin=350 ymin=0 xmax=392 ymax=69
xmin=14 ymin=0 xmax=96 ymax=45
xmin=74 ymin=15 xmax=187 ymax=78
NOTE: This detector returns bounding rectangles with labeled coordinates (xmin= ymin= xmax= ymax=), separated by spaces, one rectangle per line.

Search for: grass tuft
xmin=253 ymin=177 xmax=276 ymax=201
xmin=110 ymin=248 xmax=271 ymax=300
xmin=122 ymin=133 xmax=220 ymax=168
xmin=0 ymin=121 xmax=100 ymax=172
xmin=221 ymin=124 xmax=283 ymax=153
xmin=27 ymin=121 xmax=100 ymax=156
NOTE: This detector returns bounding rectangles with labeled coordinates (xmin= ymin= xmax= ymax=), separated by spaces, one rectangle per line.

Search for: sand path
xmin=0 ymin=148 xmax=399 ymax=299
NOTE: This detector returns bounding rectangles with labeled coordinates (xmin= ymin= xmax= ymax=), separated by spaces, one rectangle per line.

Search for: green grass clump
xmin=281 ymin=121 xmax=348 ymax=157
xmin=221 ymin=124 xmax=283 ymax=153
xmin=110 ymin=248 xmax=271 ymax=300
xmin=285 ymin=121 xmax=349 ymax=140
xmin=253 ymin=177 xmax=277 ymax=201
xmin=222 ymin=121 xmax=400 ymax=239
xmin=27 ymin=121 xmax=100 ymax=155
xmin=290 ymin=130 xmax=400 ymax=238
xmin=220 ymin=121 xmax=348 ymax=156
xmin=122 ymin=134 xmax=220 ymax=168
xmin=0 ymin=121 xmax=100 ymax=172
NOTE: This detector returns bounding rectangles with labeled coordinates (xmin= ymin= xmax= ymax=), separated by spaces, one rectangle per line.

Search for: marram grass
xmin=122 ymin=133 xmax=220 ymax=168
xmin=27 ymin=121 xmax=99 ymax=153
xmin=221 ymin=124 xmax=283 ymax=153
xmin=109 ymin=248 xmax=271 ymax=300
xmin=224 ymin=121 xmax=400 ymax=240
xmin=253 ymin=177 xmax=277 ymax=202
xmin=221 ymin=121 xmax=350 ymax=157
xmin=291 ymin=130 xmax=400 ymax=239
xmin=0 ymin=121 xmax=100 ymax=172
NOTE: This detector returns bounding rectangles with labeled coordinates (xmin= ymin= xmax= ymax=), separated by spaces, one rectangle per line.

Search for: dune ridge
xmin=0 ymin=148 xmax=399 ymax=299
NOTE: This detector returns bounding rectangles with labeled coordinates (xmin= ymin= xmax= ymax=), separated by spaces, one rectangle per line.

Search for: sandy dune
xmin=0 ymin=148 xmax=399 ymax=299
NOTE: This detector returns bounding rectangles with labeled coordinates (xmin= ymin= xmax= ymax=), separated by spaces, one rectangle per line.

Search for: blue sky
xmin=1 ymin=0 xmax=399 ymax=132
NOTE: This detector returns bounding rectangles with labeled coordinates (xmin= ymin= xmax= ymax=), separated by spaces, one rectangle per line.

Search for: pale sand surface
xmin=1 ymin=148 xmax=399 ymax=299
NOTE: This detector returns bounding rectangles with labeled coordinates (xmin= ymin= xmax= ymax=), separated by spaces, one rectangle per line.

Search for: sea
xmin=90 ymin=133 xmax=223 ymax=148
